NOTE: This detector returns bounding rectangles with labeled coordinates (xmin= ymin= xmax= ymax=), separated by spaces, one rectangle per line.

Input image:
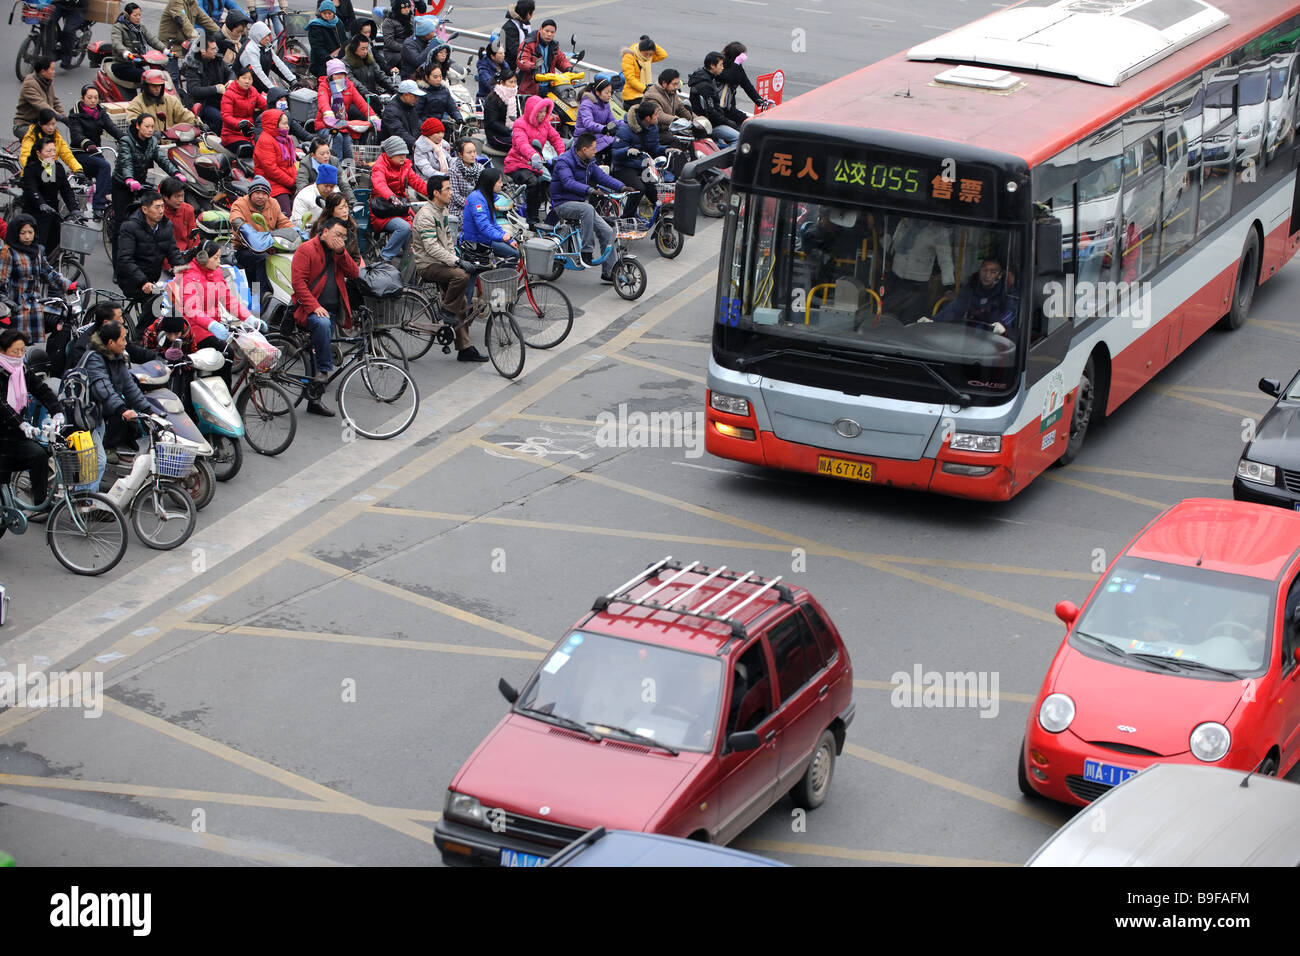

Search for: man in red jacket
xmin=290 ymin=217 xmax=358 ymax=417
xmin=160 ymin=176 xmax=197 ymax=259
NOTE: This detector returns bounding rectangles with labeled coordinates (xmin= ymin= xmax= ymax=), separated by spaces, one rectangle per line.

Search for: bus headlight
xmin=949 ymin=433 xmax=1002 ymax=453
xmin=710 ymin=392 xmax=751 ymax=417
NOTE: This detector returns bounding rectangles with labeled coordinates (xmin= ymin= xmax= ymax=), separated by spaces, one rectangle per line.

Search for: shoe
xmin=581 ymin=249 xmax=596 ymax=266
xmin=457 ymin=346 xmax=489 ymax=363
xmin=306 ymin=400 xmax=335 ymax=417
xmin=600 ymin=272 xmax=615 ymax=284
xmin=91 ymin=209 xmax=105 ymax=223
xmin=312 ymin=370 xmax=330 ymax=383
xmin=29 ymin=510 xmax=48 ymax=524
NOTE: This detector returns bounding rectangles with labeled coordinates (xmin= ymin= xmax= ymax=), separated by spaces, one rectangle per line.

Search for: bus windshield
xmin=718 ymin=191 xmax=1024 ymax=398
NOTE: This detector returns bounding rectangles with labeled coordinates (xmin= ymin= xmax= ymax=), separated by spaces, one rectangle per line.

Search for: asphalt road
xmin=2 ymin=0 xmax=1299 ymax=868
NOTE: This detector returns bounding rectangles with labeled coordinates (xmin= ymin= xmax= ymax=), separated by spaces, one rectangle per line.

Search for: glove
xmin=370 ymin=115 xmax=382 ymax=130
xmin=127 ymin=178 xmax=143 ymax=192
xmin=915 ymin=316 xmax=933 ymax=325
xmin=19 ymin=422 xmax=39 ymax=440
xmin=455 ymin=259 xmax=473 ymax=272
xmin=626 ymin=148 xmax=640 ymax=158
xmin=66 ymin=281 xmax=77 ymax=292
xmin=207 ymin=321 xmax=230 ymax=341
xmin=40 ymin=204 xmax=56 ymax=216
xmin=530 ymin=153 xmax=544 ymax=171
xmin=50 ymin=412 xmax=65 ymax=430
xmin=164 ymin=346 xmax=185 ymax=361
xmin=238 ymin=120 xmax=253 ymax=135
xmin=586 ymin=187 xmax=601 ymax=202
xmin=603 ymin=121 xmax=617 ymax=134
xmin=991 ymin=321 xmax=1007 ymax=335
xmin=176 ymin=173 xmax=188 ymax=183
xmin=84 ymin=142 xmax=99 ymax=154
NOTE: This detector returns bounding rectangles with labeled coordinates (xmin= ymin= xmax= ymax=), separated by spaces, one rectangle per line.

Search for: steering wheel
xmin=1127 ymin=617 xmax=1183 ymax=643
xmin=653 ymin=704 xmax=697 ymax=722
xmin=1206 ymin=620 xmax=1255 ymax=642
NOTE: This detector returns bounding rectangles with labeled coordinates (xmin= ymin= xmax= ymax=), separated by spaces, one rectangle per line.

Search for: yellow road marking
xmin=734 ymin=838 xmax=1020 ymax=867
xmin=0 ymin=773 xmax=442 ymax=822
xmin=604 ymin=351 xmax=709 ymax=385
xmin=1246 ymin=317 xmax=1300 ymax=336
xmin=1151 ymin=385 xmax=1261 ymax=420
xmin=1044 ymin=473 xmax=1168 ymax=509
xmin=1070 ymin=465 xmax=1224 ymax=486
xmin=173 ymin=620 xmax=546 ymax=661
xmin=289 ymin=553 xmax=554 ymax=650
xmin=854 ymin=679 xmax=1036 ymax=703
xmin=509 ymin=412 xmax=601 ymax=427
xmin=635 ymin=337 xmax=712 ymax=349
xmin=843 ymin=743 xmax=1063 ymax=827
xmin=103 ymin=699 xmax=436 ymax=844
xmin=1170 ymin=386 xmax=1274 ymax=400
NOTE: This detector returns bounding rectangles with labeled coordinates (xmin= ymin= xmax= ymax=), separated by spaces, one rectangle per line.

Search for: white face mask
xmin=276 ymin=99 xmax=288 ymax=110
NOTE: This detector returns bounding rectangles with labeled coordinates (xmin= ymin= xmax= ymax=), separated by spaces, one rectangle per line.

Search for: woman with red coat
xmin=253 ymin=108 xmax=300 ymax=216
xmin=220 ymin=64 xmax=266 ymax=157
xmin=316 ymin=59 xmax=380 ymax=163
xmin=505 ymin=95 xmax=565 ymax=226
xmin=369 ymin=135 xmax=427 ymax=263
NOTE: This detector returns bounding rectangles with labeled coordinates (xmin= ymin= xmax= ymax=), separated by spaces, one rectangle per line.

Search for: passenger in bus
xmin=921 ymin=257 xmax=1019 ymax=336
xmin=883 ymin=218 xmax=955 ymax=321
xmin=799 ymin=207 xmax=862 ymax=282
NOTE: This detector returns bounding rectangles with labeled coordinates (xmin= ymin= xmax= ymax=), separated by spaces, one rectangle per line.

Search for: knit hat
xmin=159 ymin=313 xmax=187 ymax=334
xmin=326 ymin=58 xmax=348 ymax=76
xmin=540 ymin=18 xmax=557 ymax=30
xmin=318 ymin=0 xmax=336 ymax=12
xmin=420 ymin=116 xmax=444 ymax=136
xmin=382 ymin=135 xmax=409 ymax=157
xmin=248 ymin=175 xmax=272 ymax=194
xmin=414 ymin=16 xmax=436 ymax=37
xmin=316 ymin=163 xmax=339 ymax=185
xmin=396 ymin=79 xmax=426 ymax=97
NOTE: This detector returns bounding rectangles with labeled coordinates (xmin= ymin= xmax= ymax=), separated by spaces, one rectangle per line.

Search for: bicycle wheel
xmin=372 ymin=329 xmax=411 ymax=370
xmin=236 ymin=379 xmax=297 ymax=456
xmin=210 ymin=434 xmax=243 ymax=481
xmin=101 ymin=206 xmax=115 ymax=260
xmin=57 ymin=257 xmax=90 ymax=295
xmin=6 ymin=459 xmax=54 ymax=511
xmin=653 ymin=217 xmax=685 ymax=259
xmin=15 ymin=35 xmax=36 ymax=82
xmin=612 ymin=256 xmax=647 ymax=301
xmin=336 ymin=358 xmax=419 ymax=440
xmin=391 ymin=288 xmax=439 ymax=360
xmin=46 ymin=492 xmax=128 ymax=576
xmin=513 ymin=280 xmax=574 ymax=349
xmin=484 ymin=311 xmax=525 ymax=379
xmin=273 ymin=341 xmax=314 ymax=406
xmin=129 ymin=481 xmax=196 ymax=550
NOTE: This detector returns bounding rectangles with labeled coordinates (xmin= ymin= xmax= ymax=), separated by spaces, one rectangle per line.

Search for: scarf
xmin=5 ymin=214 xmax=38 ymax=256
xmin=0 ymin=353 xmax=28 ymax=418
xmin=494 ymin=84 xmax=518 ymax=121
xmin=274 ymin=128 xmax=294 ymax=162
xmin=81 ymin=103 xmax=101 ymax=120
xmin=453 ymin=156 xmax=479 ymax=186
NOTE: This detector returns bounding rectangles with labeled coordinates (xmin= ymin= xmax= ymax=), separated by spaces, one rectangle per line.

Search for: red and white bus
xmin=698 ymin=0 xmax=1300 ymax=500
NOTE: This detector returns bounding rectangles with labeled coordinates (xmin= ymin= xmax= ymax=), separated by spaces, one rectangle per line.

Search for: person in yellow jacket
xmin=620 ymin=35 xmax=665 ymax=109
xmin=17 ymin=110 xmax=83 ymax=177
xmin=126 ymin=70 xmax=201 ymax=130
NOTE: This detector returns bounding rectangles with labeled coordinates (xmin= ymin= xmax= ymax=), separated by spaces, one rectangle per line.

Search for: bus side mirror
xmin=675 ymin=180 xmax=701 ymax=235
xmin=1035 ymin=219 xmax=1063 ymax=275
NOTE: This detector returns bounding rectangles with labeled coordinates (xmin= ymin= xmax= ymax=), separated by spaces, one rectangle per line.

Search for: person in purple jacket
xmin=549 ymin=131 xmax=624 ymax=283
xmin=574 ymin=76 xmax=617 ymax=156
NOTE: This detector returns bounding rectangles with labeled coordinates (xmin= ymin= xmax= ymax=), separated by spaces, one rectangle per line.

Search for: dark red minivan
xmin=434 ymin=557 xmax=855 ymax=866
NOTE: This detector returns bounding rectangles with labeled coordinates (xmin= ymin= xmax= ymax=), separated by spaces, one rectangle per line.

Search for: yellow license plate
xmin=817 ymin=456 xmax=873 ymax=482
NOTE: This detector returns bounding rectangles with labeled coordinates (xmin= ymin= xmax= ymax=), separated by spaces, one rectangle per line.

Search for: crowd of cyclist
xmin=2 ymin=0 xmax=772 ymax=508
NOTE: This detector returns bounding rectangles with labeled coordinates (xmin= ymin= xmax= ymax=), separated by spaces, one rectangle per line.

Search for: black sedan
xmin=1233 ymin=372 xmax=1300 ymax=509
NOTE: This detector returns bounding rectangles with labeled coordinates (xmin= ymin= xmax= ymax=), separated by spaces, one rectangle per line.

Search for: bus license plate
xmin=817 ymin=457 xmax=873 ymax=482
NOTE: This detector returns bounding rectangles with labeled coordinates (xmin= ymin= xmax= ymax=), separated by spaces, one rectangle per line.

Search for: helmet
xmin=24 ymin=344 xmax=50 ymax=377
xmin=668 ymin=117 xmax=692 ymax=137
xmin=326 ymin=58 xmax=348 ymax=77
xmin=143 ymin=69 xmax=168 ymax=87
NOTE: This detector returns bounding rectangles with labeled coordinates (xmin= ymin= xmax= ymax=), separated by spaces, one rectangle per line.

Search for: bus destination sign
xmin=754 ymin=140 xmax=999 ymax=216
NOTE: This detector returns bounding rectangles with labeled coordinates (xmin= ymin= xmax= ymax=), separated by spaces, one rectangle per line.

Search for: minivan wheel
xmin=790 ymin=729 xmax=836 ymax=810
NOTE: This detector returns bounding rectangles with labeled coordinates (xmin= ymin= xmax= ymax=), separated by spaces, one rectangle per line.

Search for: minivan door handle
xmin=764 ymin=730 xmax=776 ymax=743
xmin=818 ymin=684 xmax=829 ymax=698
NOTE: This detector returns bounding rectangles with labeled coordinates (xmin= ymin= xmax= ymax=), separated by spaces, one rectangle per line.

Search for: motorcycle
xmin=238 ymin=226 xmax=303 ymax=331
xmin=664 ymin=118 xmax=730 ymax=219
xmin=91 ymin=50 xmax=176 ymax=104
xmin=165 ymin=342 xmax=246 ymax=482
xmin=126 ymin=359 xmax=217 ymax=512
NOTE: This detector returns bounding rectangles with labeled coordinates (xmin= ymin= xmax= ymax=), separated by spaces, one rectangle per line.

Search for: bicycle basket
xmin=22 ymin=2 xmax=52 ymax=24
xmin=655 ymin=183 xmax=676 ymax=203
xmin=353 ymin=144 xmax=381 ymax=169
xmin=232 ymin=327 xmax=280 ymax=373
xmin=54 ymin=443 xmax=97 ymax=486
xmin=522 ymin=237 xmax=560 ymax=277
xmin=59 ymin=220 xmax=99 ymax=256
xmin=615 ymin=218 xmax=649 ymax=240
xmin=154 ymin=441 xmax=197 ymax=479
xmin=477 ymin=268 xmax=519 ymax=312
xmin=357 ymin=261 xmax=403 ymax=298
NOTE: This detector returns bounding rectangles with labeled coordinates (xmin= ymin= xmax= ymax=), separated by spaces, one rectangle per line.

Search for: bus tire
xmin=1055 ymin=355 xmax=1096 ymax=467
xmin=1217 ymin=228 xmax=1259 ymax=331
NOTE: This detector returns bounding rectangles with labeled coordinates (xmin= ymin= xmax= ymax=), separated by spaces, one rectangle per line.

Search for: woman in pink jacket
xmin=504 ymin=95 xmax=564 ymax=225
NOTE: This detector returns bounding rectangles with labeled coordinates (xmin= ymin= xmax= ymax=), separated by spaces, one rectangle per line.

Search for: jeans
xmin=196 ymin=102 xmax=223 ymax=132
xmin=712 ymin=124 xmax=740 ymax=146
xmin=490 ymin=240 xmax=518 ymax=262
xmin=553 ymin=200 xmax=612 ymax=264
xmin=52 ymin=6 xmax=85 ymax=64
xmin=305 ymin=311 xmax=334 ymax=374
xmin=331 ymin=130 xmax=354 ymax=162
xmin=76 ymin=152 xmax=112 ymax=214
xmin=379 ymin=217 xmax=411 ymax=261
xmin=235 ymin=248 xmax=270 ymax=303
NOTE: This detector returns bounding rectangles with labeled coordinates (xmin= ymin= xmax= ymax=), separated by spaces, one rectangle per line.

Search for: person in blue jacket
xmin=549 ymin=132 xmax=623 ymax=282
xmin=459 ymin=165 xmax=518 ymax=261
xmin=198 ymin=0 xmax=249 ymax=27
xmin=922 ymin=257 xmax=1019 ymax=336
xmin=477 ymin=43 xmax=506 ymax=103
xmin=611 ymin=101 xmax=667 ymax=216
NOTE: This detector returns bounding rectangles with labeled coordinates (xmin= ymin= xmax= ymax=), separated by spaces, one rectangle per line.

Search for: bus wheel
xmin=1056 ymin=356 xmax=1096 ymax=467
xmin=1217 ymin=229 xmax=1259 ymax=331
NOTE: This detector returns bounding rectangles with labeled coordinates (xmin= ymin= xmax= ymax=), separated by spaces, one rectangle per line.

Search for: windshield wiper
xmin=1156 ymin=657 xmax=1245 ymax=679
xmin=516 ymin=705 xmax=604 ymax=742
xmin=1073 ymin=630 xmax=1133 ymax=661
xmin=590 ymin=723 xmax=680 ymax=756
xmin=736 ymin=345 xmax=836 ymax=368
xmin=819 ymin=342 xmax=973 ymax=405
xmin=1123 ymin=652 xmax=1186 ymax=674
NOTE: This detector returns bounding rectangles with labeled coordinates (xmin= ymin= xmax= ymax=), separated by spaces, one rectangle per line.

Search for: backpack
xmin=58 ymin=348 xmax=101 ymax=432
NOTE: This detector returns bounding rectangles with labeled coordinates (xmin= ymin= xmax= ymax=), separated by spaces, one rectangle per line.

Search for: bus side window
xmin=1161 ymin=81 xmax=1201 ymax=264
xmin=1119 ymin=130 xmax=1163 ymax=283
xmin=1198 ymin=65 xmax=1236 ymax=235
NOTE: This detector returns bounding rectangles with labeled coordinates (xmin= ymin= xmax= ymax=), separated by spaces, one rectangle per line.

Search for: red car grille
xmin=1065 ymin=775 xmax=1112 ymax=803
xmin=501 ymin=812 xmax=587 ymax=847
xmin=1086 ymin=741 xmax=1160 ymax=757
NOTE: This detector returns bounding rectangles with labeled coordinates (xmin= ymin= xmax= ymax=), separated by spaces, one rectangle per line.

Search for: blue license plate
xmin=1083 ymin=758 xmax=1138 ymax=787
xmin=500 ymin=848 xmax=548 ymax=867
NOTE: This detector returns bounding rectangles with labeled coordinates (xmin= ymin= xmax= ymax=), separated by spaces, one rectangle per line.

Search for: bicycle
xmin=2 ymin=422 xmax=129 ymax=575
xmin=269 ymin=308 xmax=421 ymax=440
xmin=531 ymin=193 xmax=648 ymax=300
xmin=595 ymin=176 xmax=683 ymax=260
xmin=225 ymin=315 xmax=299 ymax=458
xmin=52 ymin=212 xmax=96 ymax=294
xmin=100 ymin=414 xmax=198 ymax=551
xmin=11 ymin=0 xmax=91 ymax=81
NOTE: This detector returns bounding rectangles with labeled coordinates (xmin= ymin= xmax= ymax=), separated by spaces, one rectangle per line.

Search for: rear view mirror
xmin=498 ymin=678 xmax=518 ymax=704
xmin=1035 ymin=218 xmax=1063 ymax=276
xmin=726 ymin=731 xmax=760 ymax=752
xmin=1055 ymin=600 xmax=1079 ymax=627
xmin=1258 ymin=377 xmax=1282 ymax=398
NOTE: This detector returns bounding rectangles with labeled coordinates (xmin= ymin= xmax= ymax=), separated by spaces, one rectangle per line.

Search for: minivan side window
xmin=767 ymin=613 xmax=815 ymax=704
xmin=727 ymin=641 xmax=773 ymax=734
xmin=801 ymin=606 xmax=837 ymax=668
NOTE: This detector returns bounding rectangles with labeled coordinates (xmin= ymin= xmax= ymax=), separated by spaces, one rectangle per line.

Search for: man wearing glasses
xmin=921 ymin=257 xmax=1019 ymax=336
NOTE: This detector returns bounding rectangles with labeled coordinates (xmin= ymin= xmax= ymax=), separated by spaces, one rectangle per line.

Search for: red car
xmin=1020 ymin=499 xmax=1300 ymax=806
xmin=434 ymin=558 xmax=855 ymax=866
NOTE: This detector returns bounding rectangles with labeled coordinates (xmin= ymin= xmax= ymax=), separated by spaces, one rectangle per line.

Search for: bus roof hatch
xmin=907 ymin=0 xmax=1231 ymax=87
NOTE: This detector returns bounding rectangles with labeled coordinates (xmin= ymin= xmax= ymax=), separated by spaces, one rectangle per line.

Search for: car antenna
xmin=1239 ymin=754 xmax=1268 ymax=788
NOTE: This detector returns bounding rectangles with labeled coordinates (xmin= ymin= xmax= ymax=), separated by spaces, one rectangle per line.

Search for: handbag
xmin=369 ymin=193 xmax=408 ymax=219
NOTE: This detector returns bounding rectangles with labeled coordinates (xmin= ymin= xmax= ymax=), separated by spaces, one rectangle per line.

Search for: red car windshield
xmin=1072 ymin=558 xmax=1275 ymax=678
xmin=518 ymin=632 xmax=724 ymax=753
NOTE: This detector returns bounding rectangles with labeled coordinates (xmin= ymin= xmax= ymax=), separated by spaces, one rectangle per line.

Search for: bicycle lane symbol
xmin=482 ymin=437 xmax=595 ymax=461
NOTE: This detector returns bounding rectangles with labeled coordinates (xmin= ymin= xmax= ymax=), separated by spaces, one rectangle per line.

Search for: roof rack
xmin=591 ymin=557 xmax=794 ymax=640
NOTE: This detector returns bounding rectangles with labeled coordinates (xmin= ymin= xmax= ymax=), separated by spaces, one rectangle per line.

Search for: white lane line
xmin=862 ymin=16 xmax=896 ymax=22
xmin=731 ymin=0 xmax=767 ymax=4
xmin=796 ymin=6 xmax=831 ymax=12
